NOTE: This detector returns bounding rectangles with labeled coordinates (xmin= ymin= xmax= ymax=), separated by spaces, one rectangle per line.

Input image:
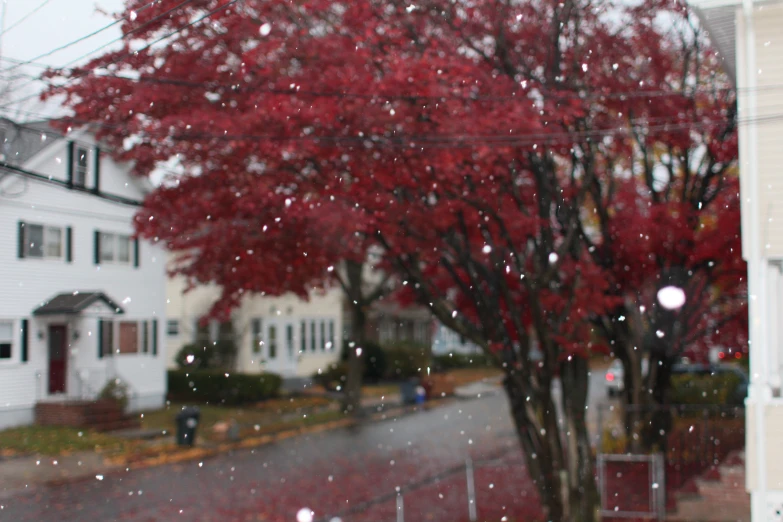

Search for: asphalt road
xmin=0 ymin=372 xmax=614 ymax=522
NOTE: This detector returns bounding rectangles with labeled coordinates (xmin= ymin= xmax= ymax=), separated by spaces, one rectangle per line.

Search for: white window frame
xmin=100 ymin=232 xmax=132 ymax=265
xmin=74 ymin=146 xmax=88 ymax=187
xmin=166 ymin=319 xmax=180 ymax=337
xmin=0 ymin=320 xmax=13 ymax=362
xmin=24 ymin=223 xmax=64 ymax=260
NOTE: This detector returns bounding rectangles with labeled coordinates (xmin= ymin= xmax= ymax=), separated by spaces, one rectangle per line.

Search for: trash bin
xmin=415 ymin=385 xmax=426 ymax=405
xmin=399 ymin=378 xmax=420 ymax=405
xmin=175 ymin=406 xmax=200 ymax=446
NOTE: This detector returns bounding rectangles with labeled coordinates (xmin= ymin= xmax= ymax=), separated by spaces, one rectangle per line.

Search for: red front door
xmin=48 ymin=325 xmax=67 ymax=394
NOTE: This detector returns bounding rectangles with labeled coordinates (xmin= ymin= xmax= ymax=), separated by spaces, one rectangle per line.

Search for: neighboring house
xmin=343 ymin=298 xmax=434 ymax=348
xmin=0 ymin=119 xmax=167 ymax=430
xmin=687 ymin=1 xmax=783 ymax=519
xmin=166 ymin=271 xmax=342 ymax=378
xmin=431 ymin=323 xmax=482 ymax=356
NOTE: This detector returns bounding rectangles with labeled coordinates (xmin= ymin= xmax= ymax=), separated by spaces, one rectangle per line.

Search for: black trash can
xmin=175 ymin=407 xmax=200 ymax=446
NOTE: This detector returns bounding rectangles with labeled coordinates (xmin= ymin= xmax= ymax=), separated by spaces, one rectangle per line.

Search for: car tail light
xmin=735 ymin=352 xmax=742 ymax=359
xmin=606 ymin=373 xmax=614 ymax=382
xmin=718 ymin=352 xmax=725 ymax=359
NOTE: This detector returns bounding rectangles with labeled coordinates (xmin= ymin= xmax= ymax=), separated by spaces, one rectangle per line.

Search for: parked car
xmin=671 ymin=363 xmax=749 ymax=407
xmin=605 ymin=358 xmax=649 ymax=398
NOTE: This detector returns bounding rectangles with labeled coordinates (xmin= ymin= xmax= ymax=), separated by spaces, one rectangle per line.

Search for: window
xmin=268 ymin=325 xmax=277 ymax=359
xmin=286 ymin=324 xmax=294 ymax=358
xmin=414 ymin=322 xmax=429 ymax=344
xmin=310 ymin=321 xmax=316 ymax=352
xmin=118 ymin=322 xmax=139 ymax=354
xmin=99 ymin=233 xmax=132 ymax=264
xmin=142 ymin=322 xmax=149 ymax=354
xmin=300 ymin=320 xmax=306 ymax=354
xmin=379 ymin=321 xmax=394 ymax=343
xmin=328 ymin=320 xmax=335 ymax=350
xmin=252 ymin=318 xmax=263 ymax=354
xmin=0 ymin=321 xmax=12 ymax=359
xmin=23 ymin=224 xmax=63 ymax=259
xmin=74 ymin=147 xmax=88 ymax=187
xmin=166 ymin=320 xmax=180 ymax=337
xmin=320 ymin=321 xmax=326 ymax=351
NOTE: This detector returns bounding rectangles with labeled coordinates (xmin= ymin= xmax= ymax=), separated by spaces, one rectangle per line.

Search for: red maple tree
xmin=43 ymin=0 xmax=744 ymax=519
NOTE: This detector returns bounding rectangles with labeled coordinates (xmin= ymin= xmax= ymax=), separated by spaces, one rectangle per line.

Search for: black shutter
xmin=134 ymin=238 xmax=140 ymax=268
xmin=93 ymin=147 xmax=101 ymax=193
xmin=66 ymin=141 xmax=74 ymax=187
xmin=142 ymin=322 xmax=149 ymax=354
xmin=18 ymin=221 xmax=25 ymax=258
xmin=65 ymin=227 xmax=73 ymax=263
xmin=20 ymin=319 xmax=29 ymax=363
xmin=97 ymin=320 xmax=104 ymax=359
xmin=94 ymin=230 xmax=101 ymax=264
xmin=152 ymin=319 xmax=158 ymax=356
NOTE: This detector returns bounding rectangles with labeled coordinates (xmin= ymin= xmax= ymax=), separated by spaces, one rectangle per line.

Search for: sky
xmin=0 ymin=0 xmax=127 ymax=121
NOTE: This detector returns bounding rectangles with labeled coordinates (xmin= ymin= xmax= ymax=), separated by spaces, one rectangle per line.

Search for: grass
xmin=362 ymin=383 xmax=400 ymax=397
xmin=140 ymin=395 xmax=338 ymax=442
xmin=0 ymin=426 xmax=129 ymax=457
xmin=444 ymin=367 xmax=502 ymax=387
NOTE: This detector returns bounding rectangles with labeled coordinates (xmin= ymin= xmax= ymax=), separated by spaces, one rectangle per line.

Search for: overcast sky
xmin=0 ymin=0 xmax=127 ymax=121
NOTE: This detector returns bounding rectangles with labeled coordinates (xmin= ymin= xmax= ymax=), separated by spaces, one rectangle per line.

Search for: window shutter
xmin=142 ymin=322 xmax=149 ymax=354
xmin=97 ymin=320 xmax=104 ymax=359
xmin=65 ymin=227 xmax=73 ymax=263
xmin=93 ymin=147 xmax=101 ymax=193
xmin=21 ymin=319 xmax=29 ymax=363
xmin=152 ymin=319 xmax=158 ymax=356
xmin=66 ymin=141 xmax=74 ymax=187
xmin=134 ymin=238 xmax=140 ymax=268
xmin=18 ymin=221 xmax=25 ymax=258
xmin=94 ymin=230 xmax=101 ymax=265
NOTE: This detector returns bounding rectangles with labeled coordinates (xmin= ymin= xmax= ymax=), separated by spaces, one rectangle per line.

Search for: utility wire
xmin=0 ymin=0 xmax=164 ymax=73
xmin=0 ymin=0 xmax=55 ymax=38
xmin=0 ymin=0 xmax=219 ymax=109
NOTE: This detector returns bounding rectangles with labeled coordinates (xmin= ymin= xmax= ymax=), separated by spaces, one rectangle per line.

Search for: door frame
xmin=47 ymin=324 xmax=68 ymax=395
xmin=264 ymin=318 xmax=298 ymax=377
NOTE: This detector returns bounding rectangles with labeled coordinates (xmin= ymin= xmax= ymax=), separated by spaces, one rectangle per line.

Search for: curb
xmin=103 ymin=397 xmax=457 ymax=470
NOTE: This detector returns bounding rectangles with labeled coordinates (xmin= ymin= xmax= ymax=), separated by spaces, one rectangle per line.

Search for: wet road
xmin=1 ymin=394 xmax=525 ymax=522
xmin=0 ymin=372 xmax=613 ymax=522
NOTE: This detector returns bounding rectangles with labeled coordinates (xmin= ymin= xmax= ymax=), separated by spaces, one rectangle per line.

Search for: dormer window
xmin=74 ymin=147 xmax=88 ymax=187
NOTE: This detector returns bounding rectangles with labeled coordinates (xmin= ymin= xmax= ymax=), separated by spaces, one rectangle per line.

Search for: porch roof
xmin=32 ymin=292 xmax=125 ymax=316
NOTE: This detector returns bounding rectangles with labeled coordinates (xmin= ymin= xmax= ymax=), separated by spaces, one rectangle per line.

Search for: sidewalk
xmin=0 ymin=451 xmax=109 ymax=499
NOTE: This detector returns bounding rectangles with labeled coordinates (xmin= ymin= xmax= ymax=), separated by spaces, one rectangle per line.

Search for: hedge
xmin=168 ymin=370 xmax=282 ymax=405
xmin=670 ymin=371 xmax=746 ymax=406
xmin=432 ymin=352 xmax=491 ymax=370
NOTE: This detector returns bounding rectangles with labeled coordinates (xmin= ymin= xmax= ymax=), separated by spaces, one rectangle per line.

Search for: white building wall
xmin=431 ymin=323 xmax=481 ymax=356
xmin=166 ymin=274 xmax=342 ymax=378
xmin=0 ymin=135 xmax=166 ymax=430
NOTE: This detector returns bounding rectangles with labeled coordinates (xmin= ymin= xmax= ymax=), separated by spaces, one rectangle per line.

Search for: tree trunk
xmin=342 ymin=303 xmax=366 ymax=416
xmin=503 ymin=361 xmax=599 ymax=522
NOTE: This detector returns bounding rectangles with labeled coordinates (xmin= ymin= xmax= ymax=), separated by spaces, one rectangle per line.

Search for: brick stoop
xmin=668 ymin=451 xmax=750 ymax=522
xmin=35 ymin=400 xmax=141 ymax=432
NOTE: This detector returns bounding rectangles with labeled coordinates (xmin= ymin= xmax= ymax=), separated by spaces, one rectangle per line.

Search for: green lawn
xmin=0 ymin=426 xmax=127 ymax=456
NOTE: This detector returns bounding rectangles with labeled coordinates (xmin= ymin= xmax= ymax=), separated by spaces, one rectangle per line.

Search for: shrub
xmin=432 ymin=352 xmax=491 ymax=371
xmin=167 ymin=370 xmax=281 ymax=405
xmin=670 ymin=371 xmax=745 ymax=406
xmin=312 ymin=362 xmax=348 ymax=391
xmin=175 ymin=343 xmax=218 ymax=370
xmin=98 ymin=378 xmax=130 ymax=410
xmin=383 ymin=344 xmax=430 ymax=381
xmin=339 ymin=340 xmax=387 ymax=383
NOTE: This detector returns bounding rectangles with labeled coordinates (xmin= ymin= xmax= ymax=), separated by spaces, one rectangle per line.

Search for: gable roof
xmin=32 ymin=292 xmax=125 ymax=316
xmin=0 ymin=118 xmax=61 ymax=166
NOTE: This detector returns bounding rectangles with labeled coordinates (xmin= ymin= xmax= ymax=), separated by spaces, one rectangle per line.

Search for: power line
xmin=0 ymin=0 xmax=214 ymax=109
xmin=0 ymin=0 xmax=164 ymax=73
xmin=0 ymin=0 xmax=56 ymax=38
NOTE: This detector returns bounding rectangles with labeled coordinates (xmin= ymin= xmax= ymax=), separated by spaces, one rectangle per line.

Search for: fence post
xmin=396 ymin=492 xmax=404 ymax=522
xmin=466 ymin=457 xmax=477 ymax=522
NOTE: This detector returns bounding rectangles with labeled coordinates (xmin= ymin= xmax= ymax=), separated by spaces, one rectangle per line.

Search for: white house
xmin=431 ymin=323 xmax=481 ymax=356
xmin=0 ymin=119 xmax=167 ymax=430
xmin=688 ymin=1 xmax=783 ymax=519
xmin=166 ymin=272 xmax=342 ymax=378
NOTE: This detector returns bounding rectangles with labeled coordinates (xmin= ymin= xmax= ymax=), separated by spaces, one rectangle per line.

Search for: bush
xmin=383 ymin=344 xmax=430 ymax=381
xmin=312 ymin=362 xmax=348 ymax=391
xmin=432 ymin=352 xmax=491 ymax=371
xmin=167 ymin=370 xmax=281 ymax=405
xmin=670 ymin=371 xmax=745 ymax=406
xmin=339 ymin=340 xmax=387 ymax=383
xmin=98 ymin=378 xmax=130 ymax=410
